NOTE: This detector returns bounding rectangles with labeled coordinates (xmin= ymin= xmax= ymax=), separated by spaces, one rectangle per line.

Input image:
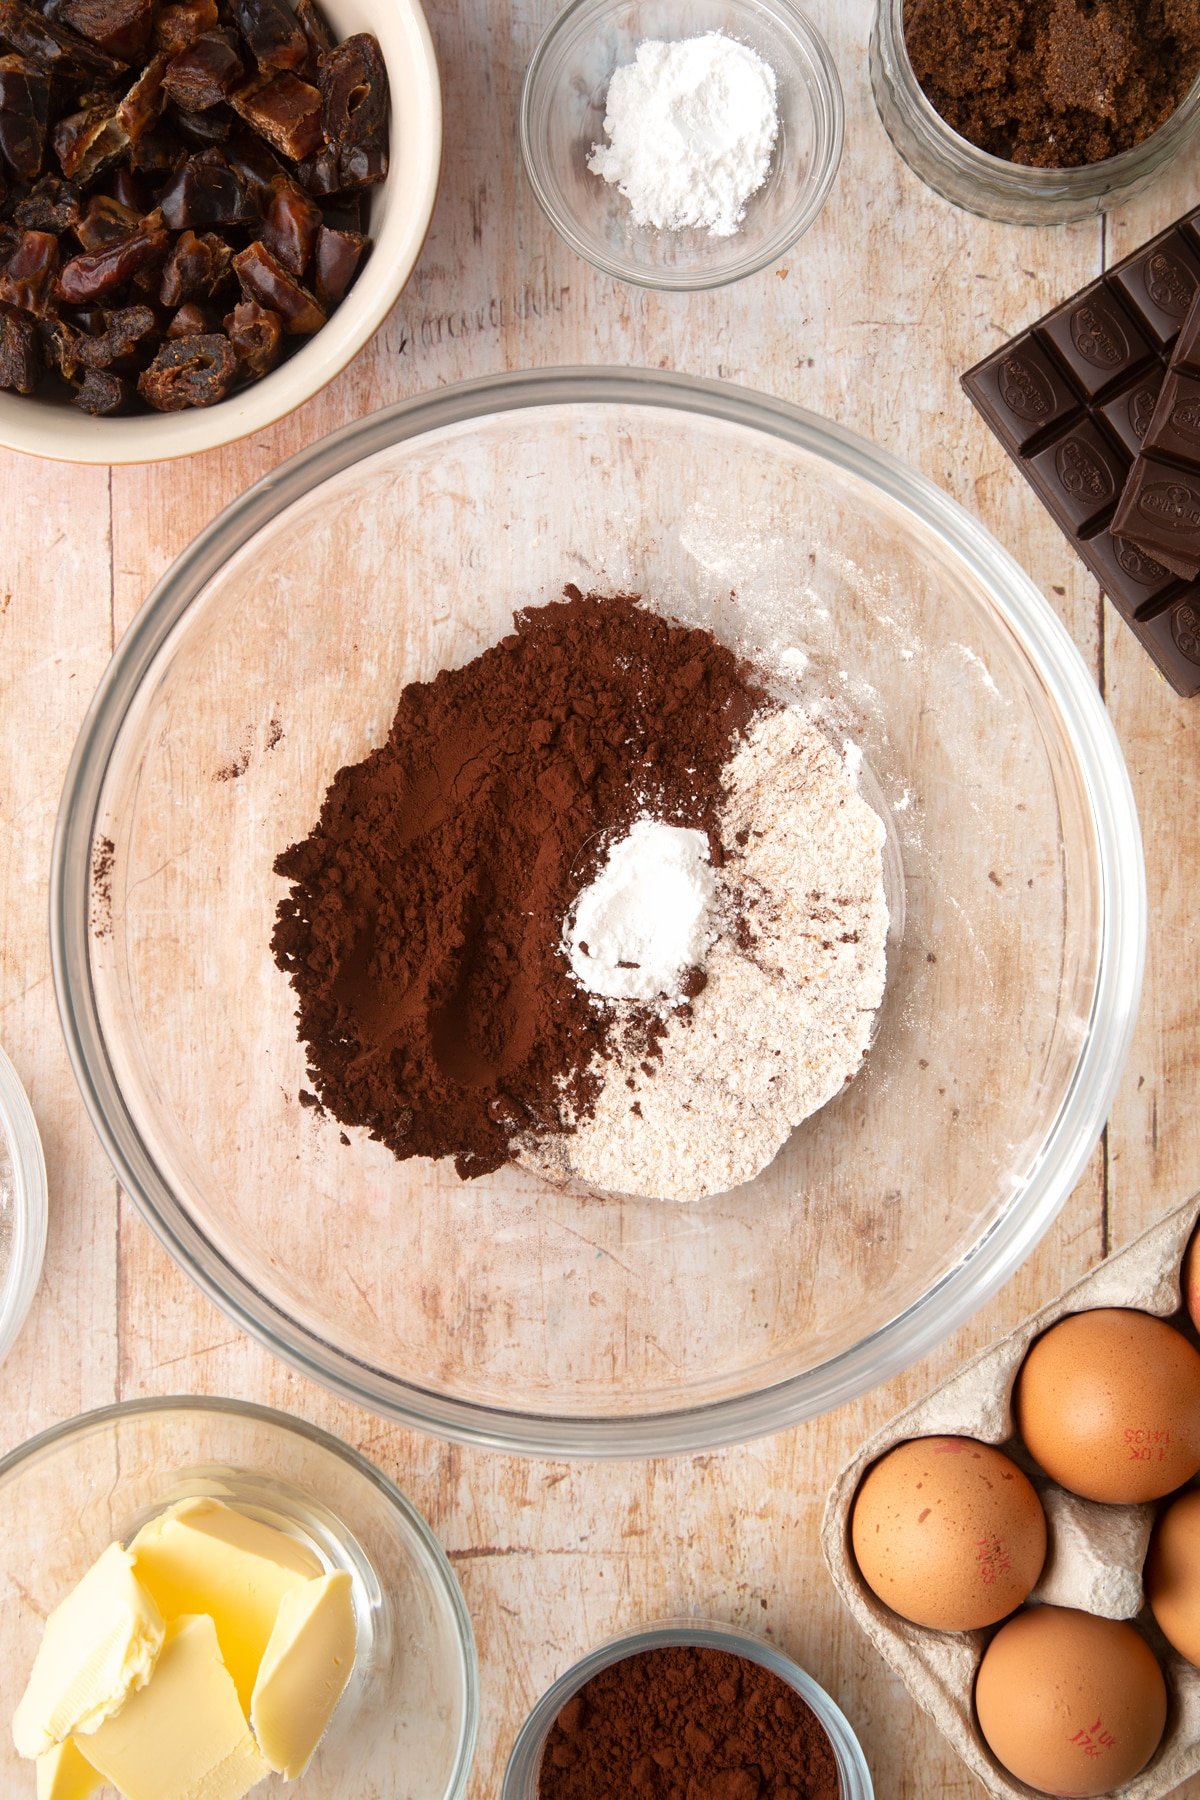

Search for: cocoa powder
xmin=271 ymin=593 xmax=767 ymax=1177
xmin=537 ymin=1646 xmax=841 ymax=1800
xmin=904 ymin=0 xmax=1200 ymax=168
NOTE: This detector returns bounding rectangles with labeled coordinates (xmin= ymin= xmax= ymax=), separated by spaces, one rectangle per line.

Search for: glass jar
xmin=870 ymin=0 xmax=1200 ymax=226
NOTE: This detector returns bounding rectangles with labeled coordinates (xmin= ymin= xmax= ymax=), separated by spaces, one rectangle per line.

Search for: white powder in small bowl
xmin=587 ymin=32 xmax=780 ymax=239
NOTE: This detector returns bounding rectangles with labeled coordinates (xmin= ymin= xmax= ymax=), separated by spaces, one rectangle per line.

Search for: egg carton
xmin=821 ymin=1192 xmax=1200 ymax=1799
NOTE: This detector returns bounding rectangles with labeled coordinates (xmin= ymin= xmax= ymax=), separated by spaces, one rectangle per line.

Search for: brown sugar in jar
xmin=537 ymin=1645 xmax=842 ymax=1800
xmin=903 ymin=0 xmax=1200 ymax=169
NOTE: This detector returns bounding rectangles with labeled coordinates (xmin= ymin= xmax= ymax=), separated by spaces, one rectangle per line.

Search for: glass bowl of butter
xmin=0 ymin=1396 xmax=477 ymax=1800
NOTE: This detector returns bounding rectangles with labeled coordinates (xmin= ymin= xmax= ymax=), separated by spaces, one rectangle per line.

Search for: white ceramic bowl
xmin=0 ymin=0 xmax=441 ymax=466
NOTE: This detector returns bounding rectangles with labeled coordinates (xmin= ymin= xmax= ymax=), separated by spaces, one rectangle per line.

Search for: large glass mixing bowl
xmin=52 ymin=370 xmax=1145 ymax=1455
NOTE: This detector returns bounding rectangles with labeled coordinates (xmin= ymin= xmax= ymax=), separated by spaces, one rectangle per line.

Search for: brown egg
xmin=1146 ymin=1486 xmax=1200 ymax=1666
xmin=1184 ymin=1230 xmax=1200 ymax=1336
xmin=975 ymin=1606 xmax=1166 ymax=1797
xmin=850 ymin=1436 xmax=1046 ymax=1631
xmin=1014 ymin=1307 xmax=1200 ymax=1503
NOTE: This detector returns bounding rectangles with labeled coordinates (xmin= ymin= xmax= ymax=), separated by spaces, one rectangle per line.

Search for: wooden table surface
xmin=1 ymin=1 xmax=1197 ymax=1794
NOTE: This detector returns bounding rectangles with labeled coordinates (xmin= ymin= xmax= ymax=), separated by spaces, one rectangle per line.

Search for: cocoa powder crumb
xmin=90 ymin=835 xmax=115 ymax=941
xmin=537 ymin=1646 xmax=840 ymax=1800
xmin=271 ymin=594 xmax=767 ymax=1179
xmin=905 ymin=0 xmax=1200 ymax=167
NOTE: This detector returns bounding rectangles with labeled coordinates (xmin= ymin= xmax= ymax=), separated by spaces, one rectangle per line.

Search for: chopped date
xmin=320 ymin=191 xmax=364 ymax=233
xmin=75 ymin=300 xmax=156 ymax=367
xmin=261 ymin=176 xmax=319 ymax=275
xmin=109 ymin=162 xmax=147 ymax=208
xmin=53 ymin=100 xmax=130 ymax=183
xmin=152 ymin=0 xmax=218 ymax=56
xmin=56 ymin=220 xmax=165 ymax=301
xmin=0 ymin=298 xmax=39 ymax=389
xmin=230 ymin=0 xmax=306 ymax=73
xmin=40 ymin=312 xmax=84 ymax=377
xmin=159 ymin=225 xmax=231 ymax=303
xmin=128 ymin=120 xmax=185 ymax=171
xmin=74 ymin=192 xmax=139 ymax=249
xmin=222 ymin=126 xmax=285 ymax=198
xmin=293 ymin=0 xmax=331 ymax=70
xmin=136 ymin=327 xmax=236 ymax=407
xmin=300 ymin=132 xmax=384 ymax=196
xmin=166 ymin=297 xmax=209 ymax=333
xmin=320 ymin=35 xmax=388 ymax=151
xmin=291 ymin=0 xmax=329 ymax=80
xmin=224 ymin=294 xmax=279 ymax=375
xmin=116 ymin=50 xmax=169 ymax=145
xmin=232 ymin=238 xmax=322 ymax=331
xmin=48 ymin=0 xmax=155 ymax=62
xmin=312 ymin=222 xmax=362 ymax=309
xmin=12 ymin=173 xmax=82 ymax=234
xmin=0 ymin=53 xmax=50 ymax=181
xmin=0 ymin=1 xmax=129 ymax=80
xmin=74 ymin=364 xmax=128 ymax=411
xmin=172 ymin=101 xmax=234 ymax=144
xmin=158 ymin=146 xmax=256 ymax=226
xmin=162 ymin=30 xmax=243 ymax=111
xmin=231 ymin=70 xmax=321 ymax=160
xmin=0 ymin=226 xmax=58 ymax=311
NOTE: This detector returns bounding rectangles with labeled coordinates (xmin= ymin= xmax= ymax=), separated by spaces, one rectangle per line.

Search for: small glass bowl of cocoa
xmin=501 ymin=1619 xmax=873 ymax=1799
xmin=871 ymin=0 xmax=1200 ymax=225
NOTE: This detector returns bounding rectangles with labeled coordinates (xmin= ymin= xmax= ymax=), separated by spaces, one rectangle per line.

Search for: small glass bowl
xmin=0 ymin=1397 xmax=477 ymax=1800
xmin=502 ymin=1619 xmax=873 ymax=1797
xmin=520 ymin=0 xmax=843 ymax=289
xmin=0 ymin=1041 xmax=47 ymax=1369
xmin=871 ymin=0 xmax=1200 ymax=225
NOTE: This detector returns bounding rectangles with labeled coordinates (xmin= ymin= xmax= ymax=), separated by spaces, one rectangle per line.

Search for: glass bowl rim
xmin=871 ymin=0 xmax=1200 ymax=211
xmin=50 ymin=365 xmax=1147 ymax=1458
xmin=518 ymin=0 xmax=845 ymax=290
xmin=501 ymin=1617 xmax=873 ymax=1798
xmin=0 ymin=1392 xmax=480 ymax=1800
xmin=0 ymin=1040 xmax=48 ymax=1371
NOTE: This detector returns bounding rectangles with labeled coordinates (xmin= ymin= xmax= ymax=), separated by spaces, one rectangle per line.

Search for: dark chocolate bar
xmin=962 ymin=210 xmax=1200 ymax=697
xmin=1111 ymin=289 xmax=1200 ymax=582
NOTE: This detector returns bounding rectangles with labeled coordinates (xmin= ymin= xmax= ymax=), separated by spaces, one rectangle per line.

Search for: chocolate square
xmin=1030 ymin=420 xmax=1127 ymax=533
xmin=1141 ymin=373 xmax=1200 ymax=474
xmin=1098 ymin=372 xmax=1164 ymax=460
xmin=1111 ymin=233 xmax=1200 ymax=347
xmin=1173 ymin=296 xmax=1200 ymax=377
xmin=1112 ymin=462 xmax=1200 ymax=580
xmin=1133 ymin=594 xmax=1200 ymax=696
xmin=962 ymin=335 xmax=1079 ymax=453
xmin=1079 ymin=527 xmax=1178 ymax=614
xmin=1037 ymin=286 xmax=1155 ymax=400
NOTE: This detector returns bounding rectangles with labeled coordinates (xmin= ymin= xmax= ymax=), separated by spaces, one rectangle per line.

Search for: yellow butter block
xmin=131 ymin=1499 xmax=321 ymax=1711
xmin=83 ymin=1614 xmax=269 ymax=1800
xmin=250 ymin=1572 xmax=357 ymax=1779
xmin=13 ymin=1544 xmax=165 ymax=1759
xmin=35 ymin=1739 xmax=103 ymax=1800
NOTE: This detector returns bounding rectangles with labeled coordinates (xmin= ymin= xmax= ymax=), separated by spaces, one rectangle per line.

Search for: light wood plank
xmin=7 ymin=0 xmax=1200 ymax=1795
